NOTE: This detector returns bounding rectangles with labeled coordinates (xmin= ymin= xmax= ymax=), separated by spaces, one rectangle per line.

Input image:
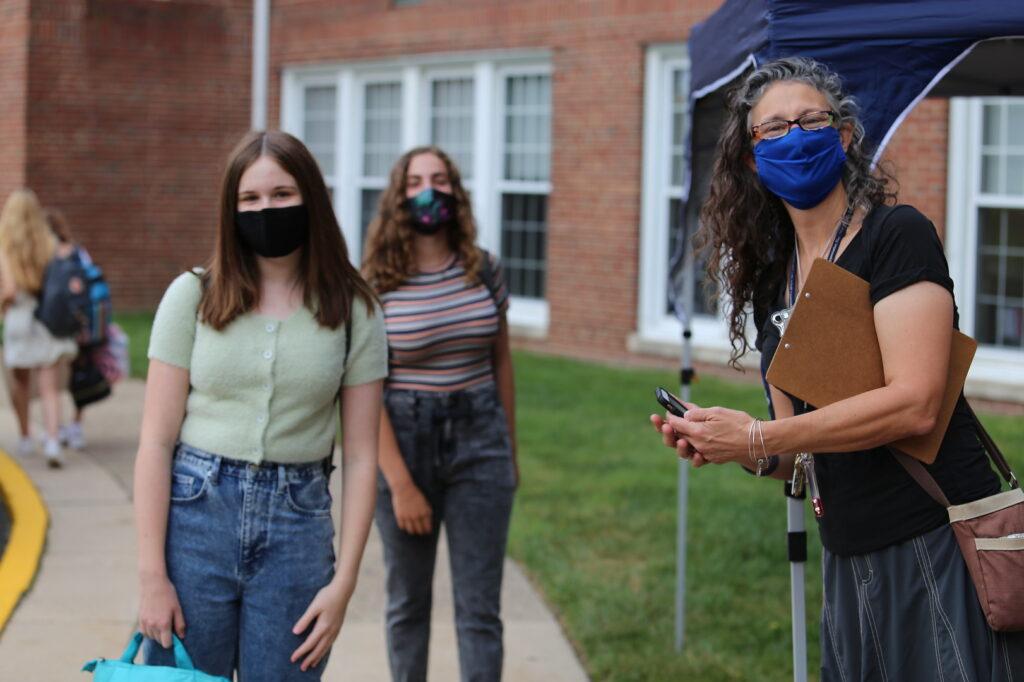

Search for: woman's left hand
xmin=290 ymin=576 xmax=356 ymax=671
xmin=666 ymin=406 xmax=755 ymax=465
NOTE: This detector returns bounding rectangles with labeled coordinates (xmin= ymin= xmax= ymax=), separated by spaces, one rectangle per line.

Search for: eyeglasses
xmin=750 ymin=110 xmax=837 ymax=142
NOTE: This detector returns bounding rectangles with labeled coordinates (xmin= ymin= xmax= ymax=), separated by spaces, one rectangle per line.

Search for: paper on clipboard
xmin=765 ymin=258 xmax=977 ymax=464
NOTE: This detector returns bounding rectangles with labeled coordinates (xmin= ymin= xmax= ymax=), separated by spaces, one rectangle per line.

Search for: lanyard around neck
xmin=788 ymin=204 xmax=855 ymax=307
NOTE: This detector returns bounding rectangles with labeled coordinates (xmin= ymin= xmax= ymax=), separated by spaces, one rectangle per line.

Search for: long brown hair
xmin=696 ymin=57 xmax=896 ymax=367
xmin=43 ymin=207 xmax=74 ymax=244
xmin=361 ymin=146 xmax=482 ymax=293
xmin=0 ymin=189 xmax=56 ymax=294
xmin=199 ymin=130 xmax=377 ymax=330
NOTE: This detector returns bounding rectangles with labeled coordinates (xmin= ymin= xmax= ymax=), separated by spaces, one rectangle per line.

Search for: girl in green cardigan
xmin=133 ymin=131 xmax=388 ymax=680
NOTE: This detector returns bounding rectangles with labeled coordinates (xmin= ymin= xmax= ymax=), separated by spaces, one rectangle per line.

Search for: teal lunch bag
xmin=82 ymin=632 xmax=230 ymax=682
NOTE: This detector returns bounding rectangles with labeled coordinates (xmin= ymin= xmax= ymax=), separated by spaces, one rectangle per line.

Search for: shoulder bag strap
xmin=891 ymin=401 xmax=1020 ymax=510
xmin=890 ymin=447 xmax=951 ymax=507
xmin=476 ymin=247 xmax=497 ymax=303
xmin=964 ymin=401 xmax=1019 ymax=489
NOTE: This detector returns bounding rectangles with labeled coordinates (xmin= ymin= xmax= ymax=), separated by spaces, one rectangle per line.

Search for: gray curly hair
xmin=738 ymin=56 xmax=888 ymax=211
xmin=696 ymin=57 xmax=896 ymax=367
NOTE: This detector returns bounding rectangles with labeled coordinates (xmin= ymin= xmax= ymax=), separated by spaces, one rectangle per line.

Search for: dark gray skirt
xmin=821 ymin=524 xmax=1024 ymax=682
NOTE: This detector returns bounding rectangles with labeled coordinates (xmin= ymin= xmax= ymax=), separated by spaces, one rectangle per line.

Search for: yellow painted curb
xmin=0 ymin=448 xmax=48 ymax=633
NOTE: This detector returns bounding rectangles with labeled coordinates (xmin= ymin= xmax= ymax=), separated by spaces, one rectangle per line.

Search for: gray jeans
xmin=821 ymin=523 xmax=1024 ymax=682
xmin=375 ymin=382 xmax=516 ymax=682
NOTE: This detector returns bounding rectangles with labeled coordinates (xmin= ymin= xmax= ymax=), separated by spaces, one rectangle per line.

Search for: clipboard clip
xmin=771 ymin=307 xmax=792 ymax=337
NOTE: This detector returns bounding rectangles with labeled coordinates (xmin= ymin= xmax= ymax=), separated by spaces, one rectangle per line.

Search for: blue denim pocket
xmin=284 ymin=471 xmax=332 ymax=517
xmin=170 ymin=449 xmax=213 ymax=504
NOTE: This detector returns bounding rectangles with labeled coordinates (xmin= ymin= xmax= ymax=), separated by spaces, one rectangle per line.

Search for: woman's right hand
xmin=391 ymin=480 xmax=433 ymax=535
xmin=650 ymin=412 xmax=709 ymax=467
xmin=138 ymin=573 xmax=186 ymax=648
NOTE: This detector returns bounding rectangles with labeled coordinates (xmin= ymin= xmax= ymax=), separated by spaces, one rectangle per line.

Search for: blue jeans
xmin=143 ymin=443 xmax=336 ymax=681
xmin=375 ymin=382 xmax=516 ymax=682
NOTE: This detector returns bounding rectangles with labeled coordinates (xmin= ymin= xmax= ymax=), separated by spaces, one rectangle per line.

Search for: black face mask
xmin=235 ymin=205 xmax=309 ymax=258
xmin=404 ymin=188 xmax=457 ymax=236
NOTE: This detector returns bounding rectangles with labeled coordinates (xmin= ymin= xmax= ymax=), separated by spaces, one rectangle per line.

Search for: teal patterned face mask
xmin=405 ymin=188 xmax=457 ymax=235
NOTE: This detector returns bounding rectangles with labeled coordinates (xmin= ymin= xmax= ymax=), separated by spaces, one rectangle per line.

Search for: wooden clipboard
xmin=765 ymin=258 xmax=977 ymax=464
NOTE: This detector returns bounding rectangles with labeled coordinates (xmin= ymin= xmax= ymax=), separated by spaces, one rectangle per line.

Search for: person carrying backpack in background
xmin=43 ymin=207 xmax=119 ymax=451
xmin=0 ymin=190 xmax=78 ymax=467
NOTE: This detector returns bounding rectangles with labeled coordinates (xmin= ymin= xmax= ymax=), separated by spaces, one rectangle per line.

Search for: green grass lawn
xmin=114 ymin=311 xmax=157 ymax=379
xmin=114 ymin=314 xmax=1024 ymax=681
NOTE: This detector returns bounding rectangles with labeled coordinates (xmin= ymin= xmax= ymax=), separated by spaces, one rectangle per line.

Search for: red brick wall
xmin=270 ymin=0 xmax=721 ymax=358
xmin=880 ymin=98 xmax=949 ymax=238
xmin=268 ymin=2 xmax=952 ymax=362
xmin=24 ymin=0 xmax=251 ymax=309
xmin=0 ymin=0 xmax=28 ymax=198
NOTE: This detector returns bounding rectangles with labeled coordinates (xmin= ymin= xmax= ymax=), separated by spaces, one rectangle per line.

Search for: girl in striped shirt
xmin=363 ymin=146 xmax=517 ymax=682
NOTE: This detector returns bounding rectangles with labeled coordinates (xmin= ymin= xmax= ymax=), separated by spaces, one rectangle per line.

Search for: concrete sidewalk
xmin=0 ymin=380 xmax=589 ymax=681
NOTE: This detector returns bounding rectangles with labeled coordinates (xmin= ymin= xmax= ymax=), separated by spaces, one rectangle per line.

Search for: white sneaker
xmin=43 ymin=438 xmax=63 ymax=469
xmin=62 ymin=422 xmax=86 ymax=451
xmin=15 ymin=436 xmax=35 ymax=458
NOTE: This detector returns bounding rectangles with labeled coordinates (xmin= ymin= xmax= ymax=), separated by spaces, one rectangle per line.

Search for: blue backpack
xmin=35 ymin=248 xmax=111 ymax=345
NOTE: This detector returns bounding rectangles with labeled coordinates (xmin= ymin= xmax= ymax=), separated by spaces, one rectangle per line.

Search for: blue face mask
xmin=753 ymin=126 xmax=846 ymax=210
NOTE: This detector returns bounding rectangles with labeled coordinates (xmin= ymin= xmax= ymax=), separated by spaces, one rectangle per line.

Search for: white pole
xmin=787 ymin=494 xmax=808 ymax=682
xmin=251 ymin=0 xmax=270 ymax=131
xmin=674 ymin=234 xmax=696 ymax=652
xmin=675 ymin=368 xmax=690 ymax=652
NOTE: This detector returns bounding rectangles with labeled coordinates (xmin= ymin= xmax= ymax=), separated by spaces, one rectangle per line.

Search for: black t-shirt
xmin=755 ymin=204 xmax=1000 ymax=556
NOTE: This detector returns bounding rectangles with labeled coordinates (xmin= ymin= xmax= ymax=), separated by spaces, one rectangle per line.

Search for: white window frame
xmin=494 ymin=63 xmax=553 ymax=329
xmin=635 ymin=44 xmax=738 ymax=366
xmin=946 ymin=97 xmax=1024 ymax=401
xmin=281 ymin=50 xmax=552 ymax=333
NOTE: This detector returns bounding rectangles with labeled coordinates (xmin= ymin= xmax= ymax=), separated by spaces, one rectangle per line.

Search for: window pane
xmin=504 ymin=74 xmax=551 ymax=182
xmin=304 ymin=86 xmax=337 ymax=176
xmin=976 ymin=303 xmax=997 ymax=345
xmin=1008 ymin=103 xmax=1024 ymax=146
xmin=1009 ymin=209 xmax=1024 ymax=249
xmin=975 ymin=207 xmax=1024 ymax=349
xmin=979 ymin=207 xmax=1002 ymax=246
xmin=361 ymin=189 xmax=383 ymax=246
xmin=998 ymin=307 xmax=1023 ymax=347
xmin=363 ymin=82 xmax=402 ymax=177
xmin=1006 ymin=256 xmax=1024 ymax=299
xmin=1007 ymin=155 xmax=1024 ymax=196
xmin=431 ymin=78 xmax=475 ymax=178
xmin=978 ymin=254 xmax=1001 ymax=296
xmin=981 ymin=154 xmax=1001 ymax=194
xmin=500 ymin=193 xmax=547 ymax=298
xmin=982 ymin=104 xmax=1002 ymax=145
xmin=670 ymin=68 xmax=688 ymax=187
xmin=667 ymin=198 xmax=712 ymax=315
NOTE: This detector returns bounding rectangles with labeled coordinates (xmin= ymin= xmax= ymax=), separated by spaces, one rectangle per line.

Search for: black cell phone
xmin=655 ymin=387 xmax=688 ymax=417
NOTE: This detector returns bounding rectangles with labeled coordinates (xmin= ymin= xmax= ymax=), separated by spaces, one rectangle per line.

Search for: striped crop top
xmin=381 ymin=251 xmax=509 ymax=392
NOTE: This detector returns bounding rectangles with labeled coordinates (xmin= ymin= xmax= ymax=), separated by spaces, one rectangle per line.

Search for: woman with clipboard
xmin=650 ymin=57 xmax=1023 ymax=681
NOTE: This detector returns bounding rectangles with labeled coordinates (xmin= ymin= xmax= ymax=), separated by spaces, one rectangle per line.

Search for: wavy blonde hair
xmin=0 ymin=189 xmax=56 ymax=294
xmin=361 ymin=146 xmax=482 ymax=293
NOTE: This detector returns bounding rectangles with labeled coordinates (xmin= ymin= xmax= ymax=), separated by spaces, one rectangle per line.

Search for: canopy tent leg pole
xmin=786 ymin=483 xmax=809 ymax=682
xmin=675 ymin=328 xmax=693 ymax=653
xmin=675 ymin=235 xmax=697 ymax=653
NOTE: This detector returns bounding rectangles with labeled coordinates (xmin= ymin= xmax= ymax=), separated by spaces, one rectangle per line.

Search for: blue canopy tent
xmin=669 ymin=2 xmax=1024 ymax=678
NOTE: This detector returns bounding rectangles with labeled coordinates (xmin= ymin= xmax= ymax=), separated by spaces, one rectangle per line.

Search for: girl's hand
xmin=391 ymin=480 xmax=433 ymax=535
xmin=649 ymin=409 xmax=709 ymax=467
xmin=666 ymin=406 xmax=755 ymax=465
xmin=138 ymin=573 xmax=186 ymax=648
xmin=290 ymin=578 xmax=355 ymax=672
